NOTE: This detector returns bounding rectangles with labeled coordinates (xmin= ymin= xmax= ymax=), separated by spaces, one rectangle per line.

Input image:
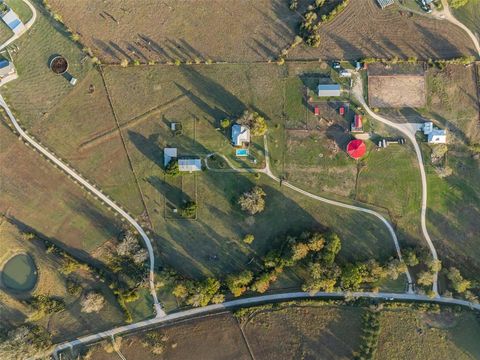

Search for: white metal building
xmin=179 ymin=158 xmax=202 ymax=172
xmin=428 ymin=130 xmax=447 ymax=144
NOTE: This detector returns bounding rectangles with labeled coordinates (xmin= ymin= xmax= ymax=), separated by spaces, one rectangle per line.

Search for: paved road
xmin=52 ymin=290 xmax=480 ymax=357
xmin=351 ymin=77 xmax=440 ymax=295
xmin=0 ymin=0 xmax=37 ymax=51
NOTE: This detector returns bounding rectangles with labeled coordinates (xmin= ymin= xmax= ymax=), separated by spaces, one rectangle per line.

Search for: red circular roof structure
xmin=347 ymin=139 xmax=366 ymax=159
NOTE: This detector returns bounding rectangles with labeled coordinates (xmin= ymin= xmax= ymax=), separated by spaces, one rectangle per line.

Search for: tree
xmin=186 ymin=278 xmax=221 ymax=307
xmin=385 ymin=259 xmax=407 ymax=280
xmin=340 ymin=263 xmax=368 ymax=290
xmin=402 ymin=248 xmax=419 ymax=267
xmin=81 ymin=291 xmax=105 ymax=313
xmin=427 ymin=259 xmax=442 ymax=272
xmin=290 ymin=241 xmax=310 ymax=262
xmin=165 ymin=158 xmax=179 ymax=176
xmin=120 ymin=59 xmax=129 ymax=67
xmin=181 ymin=201 xmax=197 ymax=218
xmin=322 ymin=233 xmax=341 ymax=265
xmin=238 ymin=186 xmax=266 ymax=215
xmin=172 ymin=284 xmax=189 ymax=300
xmin=307 ymin=232 xmax=325 ymax=252
xmin=447 ymin=267 xmax=471 ymax=294
xmin=251 ymin=272 xmax=277 ymax=293
xmin=448 ymin=0 xmax=469 ymax=9
xmin=417 ymin=271 xmax=434 ymax=287
xmin=226 ymin=270 xmax=254 ymax=297
xmin=220 ymin=118 xmax=230 ymax=129
xmin=302 ymin=262 xmax=340 ymax=294
xmin=238 ymin=110 xmax=268 ymax=136
xmin=243 ymin=234 xmax=255 ymax=244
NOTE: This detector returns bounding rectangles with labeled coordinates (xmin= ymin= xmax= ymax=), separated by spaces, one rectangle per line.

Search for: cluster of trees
xmin=27 ymin=295 xmax=65 ymax=321
xmin=116 ymin=230 xmax=149 ymax=265
xmin=237 ymin=110 xmax=268 ymax=136
xmin=361 ymin=56 xmax=475 ymax=68
xmin=355 ymin=310 xmax=381 ymax=360
xmin=299 ymin=0 xmax=350 ymax=48
xmin=40 ymin=232 xmax=148 ymax=323
xmin=238 ymin=186 xmax=266 ymax=215
xmin=0 ymin=323 xmax=52 ymax=360
xmin=172 ymin=277 xmax=224 ymax=307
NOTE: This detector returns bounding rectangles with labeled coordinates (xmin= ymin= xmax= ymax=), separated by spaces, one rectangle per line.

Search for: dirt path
xmin=436 ymin=0 xmax=480 ymax=55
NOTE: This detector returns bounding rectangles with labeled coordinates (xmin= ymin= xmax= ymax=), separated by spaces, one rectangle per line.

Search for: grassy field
xmin=243 ymin=304 xmax=363 ymax=359
xmin=452 ymin=0 xmax=480 ymax=41
xmin=422 ymin=64 xmax=480 ymax=278
xmin=46 ymin=0 xmax=476 ymax=62
xmin=0 ymin=220 xmax=126 ymax=343
xmin=377 ymin=308 xmax=480 ymax=359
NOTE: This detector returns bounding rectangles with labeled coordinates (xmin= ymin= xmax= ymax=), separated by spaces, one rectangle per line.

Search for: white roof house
xmin=231 ymin=124 xmax=250 ymax=147
xmin=317 ymin=84 xmax=341 ymax=97
xmin=1 ymin=9 xmax=25 ymax=35
xmin=163 ymin=147 xmax=177 ymax=167
xmin=178 ymin=158 xmax=202 ymax=172
xmin=428 ymin=130 xmax=447 ymax=144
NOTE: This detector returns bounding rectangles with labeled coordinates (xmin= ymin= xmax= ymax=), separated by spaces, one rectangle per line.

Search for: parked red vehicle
xmin=314 ymin=105 xmax=320 ymax=116
xmin=339 ymin=106 xmax=345 ymax=116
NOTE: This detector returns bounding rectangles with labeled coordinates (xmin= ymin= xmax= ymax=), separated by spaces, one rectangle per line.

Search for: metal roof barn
xmin=317 ymin=84 xmax=341 ymax=97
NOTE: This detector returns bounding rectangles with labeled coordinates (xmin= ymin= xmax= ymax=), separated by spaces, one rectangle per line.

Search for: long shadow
xmin=128 ymin=131 xmax=164 ymax=168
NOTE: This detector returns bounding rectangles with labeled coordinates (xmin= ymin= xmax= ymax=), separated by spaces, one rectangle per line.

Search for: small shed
xmin=231 ymin=124 xmax=250 ymax=147
xmin=0 ymin=58 xmax=15 ymax=79
xmin=351 ymin=114 xmax=363 ymax=132
xmin=1 ymin=9 xmax=25 ymax=35
xmin=179 ymin=158 xmax=202 ymax=172
xmin=163 ymin=147 xmax=177 ymax=167
xmin=317 ymin=84 xmax=341 ymax=97
xmin=428 ymin=130 xmax=447 ymax=144
xmin=376 ymin=0 xmax=395 ymax=9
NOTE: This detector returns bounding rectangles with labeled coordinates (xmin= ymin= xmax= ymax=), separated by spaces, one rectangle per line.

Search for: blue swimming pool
xmin=236 ymin=149 xmax=249 ymax=157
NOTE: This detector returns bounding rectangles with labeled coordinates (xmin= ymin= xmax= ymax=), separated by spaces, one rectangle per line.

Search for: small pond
xmin=2 ymin=253 xmax=37 ymax=292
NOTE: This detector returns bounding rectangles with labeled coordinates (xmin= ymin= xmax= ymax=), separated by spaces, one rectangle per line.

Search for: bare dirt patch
xmin=244 ymin=305 xmax=362 ymax=360
xmin=368 ymin=75 xmax=426 ymax=108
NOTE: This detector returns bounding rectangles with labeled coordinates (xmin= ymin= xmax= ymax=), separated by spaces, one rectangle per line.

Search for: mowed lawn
xmin=377 ymin=309 xmax=480 ymax=360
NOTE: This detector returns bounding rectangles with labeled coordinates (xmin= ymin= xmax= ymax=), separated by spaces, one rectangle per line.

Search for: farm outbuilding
xmin=0 ymin=58 xmax=15 ymax=79
xmin=1 ymin=8 xmax=25 ymax=35
xmin=351 ymin=114 xmax=363 ymax=132
xmin=179 ymin=158 xmax=202 ymax=172
xmin=376 ymin=0 xmax=394 ymax=9
xmin=317 ymin=84 xmax=341 ymax=97
xmin=163 ymin=147 xmax=177 ymax=167
xmin=347 ymin=139 xmax=366 ymax=159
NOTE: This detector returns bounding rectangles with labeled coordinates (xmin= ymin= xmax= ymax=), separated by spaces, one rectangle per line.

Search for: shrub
xmin=120 ymin=59 xmax=129 ymax=67
xmin=132 ymin=59 xmax=141 ymax=66
xmin=80 ymin=291 xmax=105 ymax=313
xmin=181 ymin=201 xmax=197 ymax=218
xmin=220 ymin=118 xmax=230 ymax=129
xmin=66 ymin=277 xmax=82 ymax=296
xmin=243 ymin=234 xmax=255 ymax=244
xmin=165 ymin=159 xmax=179 ymax=176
